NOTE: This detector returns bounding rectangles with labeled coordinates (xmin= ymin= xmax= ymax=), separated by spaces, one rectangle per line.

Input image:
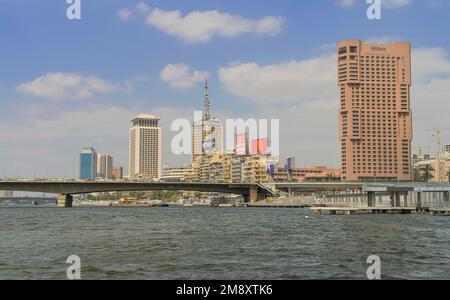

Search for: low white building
xmin=0 ymin=191 xmax=13 ymax=198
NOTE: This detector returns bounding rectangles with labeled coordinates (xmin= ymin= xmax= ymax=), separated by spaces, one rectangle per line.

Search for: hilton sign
xmin=371 ymin=46 xmax=387 ymax=52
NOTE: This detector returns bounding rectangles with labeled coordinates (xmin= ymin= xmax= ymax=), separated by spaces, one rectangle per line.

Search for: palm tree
xmin=417 ymin=164 xmax=434 ymax=182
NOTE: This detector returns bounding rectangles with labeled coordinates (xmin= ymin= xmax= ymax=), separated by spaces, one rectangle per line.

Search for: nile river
xmin=0 ymin=206 xmax=449 ymax=279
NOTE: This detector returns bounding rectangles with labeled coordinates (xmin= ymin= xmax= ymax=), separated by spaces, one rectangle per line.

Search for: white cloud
xmin=365 ymin=35 xmax=400 ymax=44
xmin=117 ymin=8 xmax=132 ymax=21
xmin=16 ymin=73 xmax=133 ymax=100
xmin=145 ymin=8 xmax=284 ymax=43
xmin=412 ymin=77 xmax=450 ymax=152
xmin=218 ymin=54 xmax=341 ymax=165
xmin=412 ymin=47 xmax=450 ymax=82
xmin=160 ymin=64 xmax=210 ymax=89
xmin=117 ymin=3 xmax=150 ymax=21
xmin=411 ymin=47 xmax=450 ymax=150
xmin=219 ymin=54 xmax=337 ymax=103
xmin=136 ymin=2 xmax=151 ymax=14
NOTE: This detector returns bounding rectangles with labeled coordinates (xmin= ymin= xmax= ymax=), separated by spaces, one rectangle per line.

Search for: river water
xmin=0 ymin=206 xmax=449 ymax=280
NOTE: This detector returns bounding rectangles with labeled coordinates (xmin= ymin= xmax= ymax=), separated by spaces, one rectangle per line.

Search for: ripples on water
xmin=0 ymin=207 xmax=449 ymax=280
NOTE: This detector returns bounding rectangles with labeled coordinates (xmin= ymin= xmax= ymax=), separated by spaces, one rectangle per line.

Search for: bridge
xmin=274 ymin=182 xmax=364 ymax=193
xmin=274 ymin=181 xmax=450 ymax=193
xmin=274 ymin=182 xmax=450 ymax=208
xmin=2 ymin=180 xmax=450 ymax=209
xmin=0 ymin=181 xmax=274 ymax=207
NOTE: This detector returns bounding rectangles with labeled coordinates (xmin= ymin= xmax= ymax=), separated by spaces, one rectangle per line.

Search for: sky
xmin=1 ymin=0 xmax=450 ymax=179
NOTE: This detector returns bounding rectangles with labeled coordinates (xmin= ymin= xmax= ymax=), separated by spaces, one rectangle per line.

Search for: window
xmin=339 ymin=47 xmax=347 ymax=55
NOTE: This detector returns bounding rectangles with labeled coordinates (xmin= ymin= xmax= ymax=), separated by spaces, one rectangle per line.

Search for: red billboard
xmin=235 ymin=133 xmax=248 ymax=156
xmin=252 ymin=138 xmax=269 ymax=154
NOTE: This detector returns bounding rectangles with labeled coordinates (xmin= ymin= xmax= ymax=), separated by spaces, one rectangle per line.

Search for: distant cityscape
xmin=42 ymin=40 xmax=443 ymax=186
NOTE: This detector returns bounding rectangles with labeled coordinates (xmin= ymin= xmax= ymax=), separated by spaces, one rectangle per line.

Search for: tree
xmin=417 ymin=164 xmax=434 ymax=182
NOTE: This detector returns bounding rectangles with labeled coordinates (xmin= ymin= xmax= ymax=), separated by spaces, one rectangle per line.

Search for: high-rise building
xmin=231 ymin=156 xmax=245 ymax=183
xmin=192 ymin=79 xmax=223 ymax=162
xmin=112 ymin=166 xmax=123 ymax=180
xmin=286 ymin=157 xmax=296 ymax=170
xmin=129 ymin=114 xmax=162 ymax=180
xmin=97 ymin=154 xmax=113 ymax=179
xmin=445 ymin=144 xmax=450 ymax=153
xmin=337 ymin=40 xmax=412 ymax=181
xmin=80 ymin=147 xmax=97 ymax=180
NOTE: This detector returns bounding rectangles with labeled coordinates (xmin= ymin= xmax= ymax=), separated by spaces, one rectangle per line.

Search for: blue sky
xmin=1 ymin=0 xmax=450 ymax=178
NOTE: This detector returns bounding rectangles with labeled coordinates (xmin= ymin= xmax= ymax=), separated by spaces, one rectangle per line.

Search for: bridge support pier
xmin=395 ymin=192 xmax=401 ymax=207
xmin=444 ymin=191 xmax=450 ymax=202
xmin=367 ymin=192 xmax=375 ymax=207
xmin=244 ymin=186 xmax=266 ymax=203
xmin=417 ymin=192 xmax=422 ymax=209
xmin=390 ymin=192 xmax=401 ymax=207
xmin=57 ymin=194 xmax=73 ymax=208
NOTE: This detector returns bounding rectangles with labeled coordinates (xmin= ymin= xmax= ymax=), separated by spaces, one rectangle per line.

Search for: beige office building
xmin=112 ymin=166 xmax=123 ymax=180
xmin=129 ymin=114 xmax=162 ymax=180
xmin=337 ymin=40 xmax=412 ymax=181
xmin=97 ymin=154 xmax=113 ymax=179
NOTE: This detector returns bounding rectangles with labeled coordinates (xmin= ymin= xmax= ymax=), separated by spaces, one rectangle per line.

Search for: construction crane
xmin=427 ymin=128 xmax=450 ymax=182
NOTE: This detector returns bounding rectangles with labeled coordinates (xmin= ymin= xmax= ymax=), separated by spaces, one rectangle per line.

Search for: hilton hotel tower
xmin=337 ymin=40 xmax=412 ymax=181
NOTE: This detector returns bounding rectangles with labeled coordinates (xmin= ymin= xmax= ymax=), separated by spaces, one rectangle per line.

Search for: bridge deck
xmin=0 ymin=181 xmax=274 ymax=197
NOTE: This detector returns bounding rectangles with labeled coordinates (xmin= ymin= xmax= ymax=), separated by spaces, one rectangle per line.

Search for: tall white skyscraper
xmin=129 ymin=114 xmax=162 ymax=180
xmin=192 ymin=79 xmax=223 ymax=162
